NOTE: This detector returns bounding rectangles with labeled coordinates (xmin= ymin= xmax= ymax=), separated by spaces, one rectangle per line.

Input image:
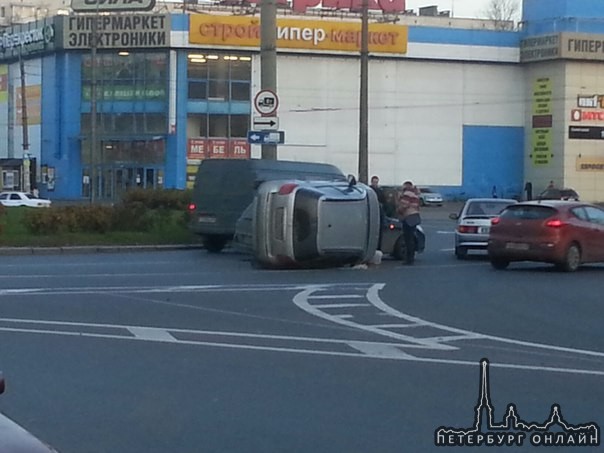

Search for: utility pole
xmin=90 ymin=14 xmax=98 ymax=203
xmin=19 ymin=50 xmax=31 ymax=193
xmin=358 ymin=0 xmax=369 ymax=184
xmin=260 ymin=0 xmax=277 ymax=160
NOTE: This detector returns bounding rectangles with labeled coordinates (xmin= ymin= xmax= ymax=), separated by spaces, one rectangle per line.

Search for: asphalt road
xmin=1 ymin=205 xmax=603 ymax=452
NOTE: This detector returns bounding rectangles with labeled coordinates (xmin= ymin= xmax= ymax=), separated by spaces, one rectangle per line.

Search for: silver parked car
xmin=418 ymin=187 xmax=443 ymax=206
xmin=450 ymin=198 xmax=517 ymax=259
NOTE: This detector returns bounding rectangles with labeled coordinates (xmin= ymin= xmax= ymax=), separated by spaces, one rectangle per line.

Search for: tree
xmin=483 ymin=0 xmax=520 ymax=30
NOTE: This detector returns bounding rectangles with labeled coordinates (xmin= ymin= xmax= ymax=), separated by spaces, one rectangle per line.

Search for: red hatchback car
xmin=487 ymin=200 xmax=604 ymax=272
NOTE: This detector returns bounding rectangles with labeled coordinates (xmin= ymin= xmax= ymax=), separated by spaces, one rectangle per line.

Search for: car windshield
xmin=25 ymin=194 xmax=36 ymax=199
xmin=501 ymin=205 xmax=556 ymax=220
xmin=465 ymin=201 xmax=513 ymax=217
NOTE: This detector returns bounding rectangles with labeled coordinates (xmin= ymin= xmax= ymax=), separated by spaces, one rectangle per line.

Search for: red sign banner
xmin=187 ymin=138 xmax=207 ymax=160
xmin=230 ymin=140 xmax=250 ymax=159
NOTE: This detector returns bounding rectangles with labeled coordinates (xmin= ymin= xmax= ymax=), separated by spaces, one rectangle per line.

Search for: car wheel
xmin=557 ymin=243 xmax=581 ymax=272
xmin=203 ymin=236 xmax=228 ymax=253
xmin=455 ymin=246 xmax=467 ymax=260
xmin=490 ymin=258 xmax=510 ymax=270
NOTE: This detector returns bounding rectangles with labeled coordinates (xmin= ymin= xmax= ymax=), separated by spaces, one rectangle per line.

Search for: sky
xmin=406 ymin=0 xmax=523 ymax=20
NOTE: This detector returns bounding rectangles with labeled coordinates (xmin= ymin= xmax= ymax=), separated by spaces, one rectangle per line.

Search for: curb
xmin=0 ymin=244 xmax=206 ymax=256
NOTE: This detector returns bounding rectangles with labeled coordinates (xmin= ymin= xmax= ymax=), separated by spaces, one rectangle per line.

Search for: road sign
xmin=247 ymin=130 xmax=285 ymax=145
xmin=71 ymin=0 xmax=156 ymax=12
xmin=254 ymin=90 xmax=279 ymax=116
xmin=253 ymin=116 xmax=279 ymax=130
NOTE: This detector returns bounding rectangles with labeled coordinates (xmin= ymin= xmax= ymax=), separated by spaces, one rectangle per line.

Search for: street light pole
xmin=260 ymin=0 xmax=277 ymax=160
xmin=90 ymin=14 xmax=98 ymax=203
xmin=358 ymin=0 xmax=369 ymax=184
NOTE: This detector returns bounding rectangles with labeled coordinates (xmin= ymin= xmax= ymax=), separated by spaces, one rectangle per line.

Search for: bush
xmin=0 ymin=204 xmax=5 ymax=234
xmin=120 ymin=188 xmax=192 ymax=210
xmin=111 ymin=201 xmax=154 ymax=232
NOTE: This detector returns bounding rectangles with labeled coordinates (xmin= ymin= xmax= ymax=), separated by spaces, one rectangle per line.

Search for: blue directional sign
xmin=247 ymin=130 xmax=285 ymax=145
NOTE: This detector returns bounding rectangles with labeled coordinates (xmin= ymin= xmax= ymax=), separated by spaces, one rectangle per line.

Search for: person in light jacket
xmin=396 ymin=181 xmax=421 ymax=265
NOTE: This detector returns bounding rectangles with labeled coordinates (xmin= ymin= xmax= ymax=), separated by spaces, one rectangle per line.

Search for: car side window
xmin=571 ymin=207 xmax=589 ymax=221
xmin=0 ymin=193 xmax=7 ymax=200
xmin=584 ymin=206 xmax=604 ymax=225
xmin=10 ymin=194 xmax=20 ymax=200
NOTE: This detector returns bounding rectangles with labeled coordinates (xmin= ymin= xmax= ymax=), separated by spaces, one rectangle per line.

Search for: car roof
xmin=513 ymin=200 xmax=584 ymax=208
xmin=464 ymin=198 xmax=517 ymax=203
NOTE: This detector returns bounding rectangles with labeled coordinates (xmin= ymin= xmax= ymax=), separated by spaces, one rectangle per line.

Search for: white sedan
xmin=0 ymin=191 xmax=51 ymax=208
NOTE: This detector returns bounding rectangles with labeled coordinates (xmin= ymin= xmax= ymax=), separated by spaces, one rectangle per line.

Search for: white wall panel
xmin=269 ymin=54 xmax=523 ymax=186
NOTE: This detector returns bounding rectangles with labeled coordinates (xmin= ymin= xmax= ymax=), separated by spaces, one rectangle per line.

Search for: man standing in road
xmin=397 ymin=181 xmax=421 ymax=265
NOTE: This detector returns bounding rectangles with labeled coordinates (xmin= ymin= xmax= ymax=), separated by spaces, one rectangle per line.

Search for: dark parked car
xmin=487 ymin=200 xmax=604 ymax=271
xmin=538 ymin=187 xmax=579 ymax=201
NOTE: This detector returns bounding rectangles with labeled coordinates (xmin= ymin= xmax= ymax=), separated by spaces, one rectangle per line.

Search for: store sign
xmin=244 ymin=0 xmax=405 ymax=13
xmin=520 ymin=35 xmax=559 ymax=62
xmin=189 ymin=15 xmax=408 ymax=54
xmin=531 ymin=78 xmax=552 ymax=166
xmin=71 ymin=0 xmax=156 ymax=12
xmin=0 ymin=21 xmax=56 ymax=60
xmin=576 ymin=156 xmax=604 ymax=171
xmin=569 ymin=125 xmax=604 ymax=140
xmin=82 ymin=85 xmax=166 ymax=101
xmin=63 ymin=14 xmax=170 ymax=49
xmin=186 ymin=138 xmax=250 ymax=162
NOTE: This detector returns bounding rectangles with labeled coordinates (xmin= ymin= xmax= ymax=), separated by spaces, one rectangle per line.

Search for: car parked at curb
xmin=0 ymin=191 xmax=51 ymax=208
xmin=418 ymin=187 xmax=443 ymax=206
xmin=488 ymin=200 xmax=604 ymax=272
xmin=450 ymin=198 xmax=517 ymax=259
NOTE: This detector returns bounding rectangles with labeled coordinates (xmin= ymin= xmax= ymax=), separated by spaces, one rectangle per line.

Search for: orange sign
xmin=189 ymin=15 xmax=407 ymax=54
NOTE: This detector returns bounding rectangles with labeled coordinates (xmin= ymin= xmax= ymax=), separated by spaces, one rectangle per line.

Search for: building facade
xmin=0 ymin=0 xmax=603 ymax=201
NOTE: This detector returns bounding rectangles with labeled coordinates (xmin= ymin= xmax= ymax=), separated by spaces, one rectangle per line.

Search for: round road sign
xmin=254 ymin=89 xmax=279 ymax=116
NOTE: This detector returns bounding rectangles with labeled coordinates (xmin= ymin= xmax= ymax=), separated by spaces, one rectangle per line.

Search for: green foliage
xmin=120 ymin=188 xmax=192 ymax=210
xmin=0 ymin=189 xmax=200 ymax=246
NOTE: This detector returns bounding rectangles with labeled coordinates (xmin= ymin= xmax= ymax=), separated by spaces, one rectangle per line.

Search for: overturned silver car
xmin=234 ymin=178 xmax=381 ymax=268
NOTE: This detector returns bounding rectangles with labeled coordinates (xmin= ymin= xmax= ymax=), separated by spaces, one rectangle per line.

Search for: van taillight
xmin=491 ymin=217 xmax=501 ymax=225
xmin=545 ymin=219 xmax=565 ymax=228
xmin=278 ymin=183 xmax=298 ymax=195
xmin=188 ymin=203 xmax=196 ymax=211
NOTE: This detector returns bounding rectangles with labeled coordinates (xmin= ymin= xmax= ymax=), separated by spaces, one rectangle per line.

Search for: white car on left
xmin=0 ymin=191 xmax=51 ymax=208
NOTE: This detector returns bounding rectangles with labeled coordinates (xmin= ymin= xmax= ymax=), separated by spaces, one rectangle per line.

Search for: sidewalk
xmin=0 ymin=244 xmax=205 ymax=256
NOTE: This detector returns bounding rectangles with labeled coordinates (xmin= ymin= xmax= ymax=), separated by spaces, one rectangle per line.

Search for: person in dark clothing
xmin=370 ymin=175 xmax=386 ymax=250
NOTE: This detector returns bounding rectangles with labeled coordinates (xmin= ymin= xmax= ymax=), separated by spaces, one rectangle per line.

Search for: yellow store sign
xmin=189 ymin=15 xmax=408 ymax=54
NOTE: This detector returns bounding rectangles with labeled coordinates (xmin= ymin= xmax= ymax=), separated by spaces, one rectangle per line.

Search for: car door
xmin=584 ymin=206 xmax=604 ymax=261
xmin=6 ymin=193 xmax=22 ymax=207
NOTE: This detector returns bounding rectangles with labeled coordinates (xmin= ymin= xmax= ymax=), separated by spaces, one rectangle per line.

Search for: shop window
xmin=188 ymin=81 xmax=207 ymax=100
xmin=231 ymin=82 xmax=250 ymax=101
xmin=230 ymin=58 xmax=251 ymax=81
xmin=208 ymin=80 xmax=229 ymax=100
xmin=209 ymin=114 xmax=229 ymax=137
xmin=198 ymin=114 xmax=208 ymax=137
xmin=187 ymin=60 xmax=208 ymax=79
xmin=208 ymin=57 xmax=229 ymax=79
xmin=230 ymin=115 xmax=250 ymax=138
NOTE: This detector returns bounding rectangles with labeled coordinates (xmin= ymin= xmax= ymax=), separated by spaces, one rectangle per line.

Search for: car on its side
xmin=538 ymin=187 xmax=580 ymax=201
xmin=450 ymin=198 xmax=517 ymax=259
xmin=488 ymin=200 xmax=604 ymax=272
xmin=0 ymin=191 xmax=51 ymax=208
xmin=418 ymin=187 xmax=443 ymax=206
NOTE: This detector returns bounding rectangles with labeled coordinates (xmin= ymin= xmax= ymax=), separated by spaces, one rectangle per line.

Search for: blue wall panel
xmin=42 ymin=52 xmax=82 ymax=200
xmin=165 ymin=50 xmax=188 ymax=189
xmin=460 ymin=126 xmax=524 ymax=200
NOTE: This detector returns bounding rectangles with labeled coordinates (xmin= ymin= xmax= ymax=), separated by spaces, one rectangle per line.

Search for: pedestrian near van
xmin=370 ymin=175 xmax=386 ymax=249
xmin=397 ymin=181 xmax=421 ymax=265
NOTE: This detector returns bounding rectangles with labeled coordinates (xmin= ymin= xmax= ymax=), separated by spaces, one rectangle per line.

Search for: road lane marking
xmin=307 ymin=294 xmax=364 ymax=299
xmin=347 ymin=341 xmax=416 ymax=359
xmin=128 ymin=327 xmax=177 ymax=342
xmin=1 ymin=317 xmax=604 ymax=376
xmin=312 ymin=303 xmax=371 ymax=309
xmin=293 ymin=286 xmax=457 ymax=350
